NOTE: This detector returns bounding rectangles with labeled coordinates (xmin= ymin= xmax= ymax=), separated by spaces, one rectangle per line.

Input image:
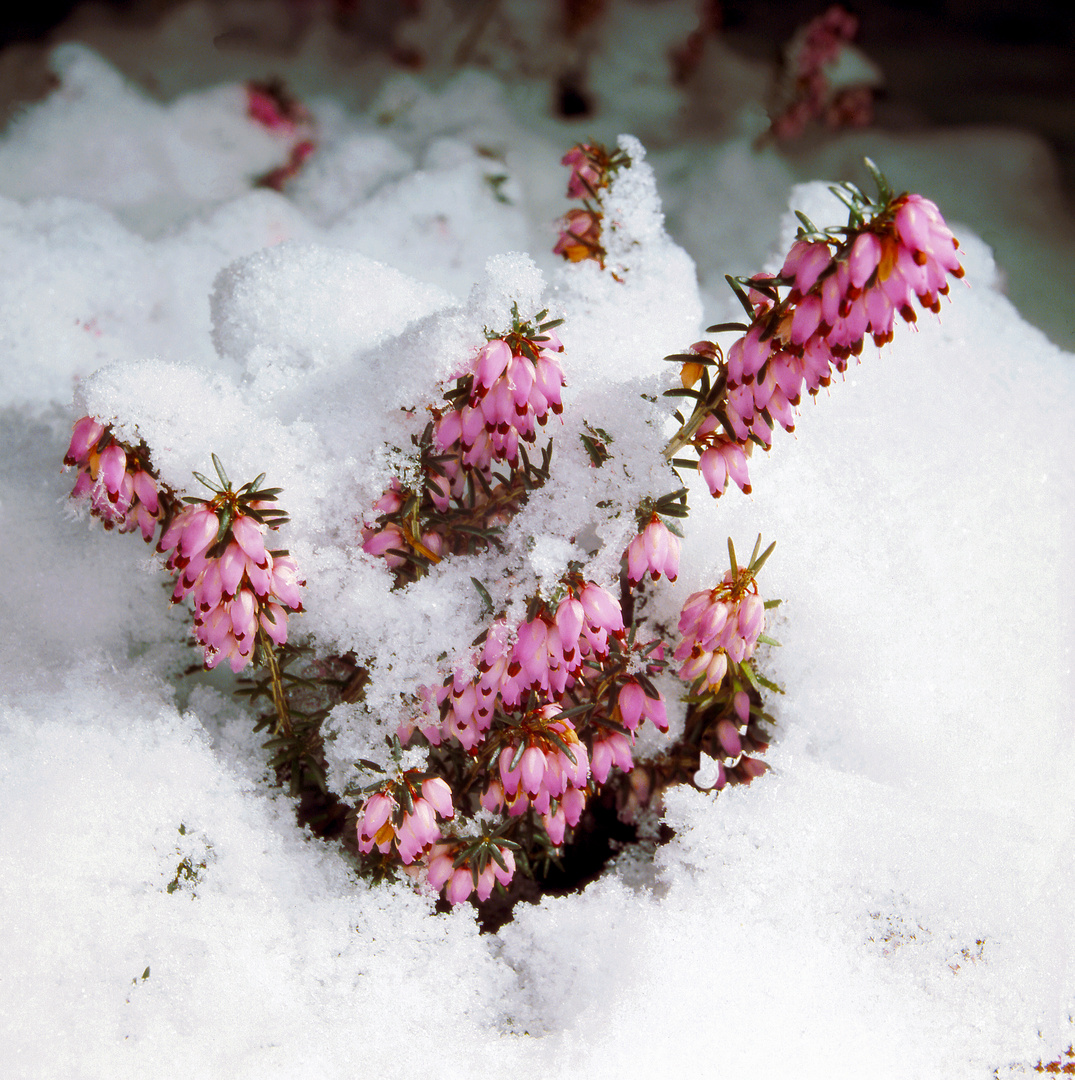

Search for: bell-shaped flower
xmin=591 ymin=730 xmax=634 ymax=784
xmin=65 ymin=416 xmax=105 ymax=465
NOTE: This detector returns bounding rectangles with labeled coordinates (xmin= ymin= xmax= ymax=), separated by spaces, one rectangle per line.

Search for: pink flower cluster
xmin=591 ymin=728 xmax=634 ymax=785
xmin=391 ymin=574 xmax=672 ymax=898
xmin=65 ymin=417 xmax=163 ymax=542
xmin=432 ymin=331 xmax=566 ymax=485
xmin=674 ymin=571 xmax=766 ymax=692
xmin=700 ymin=691 xmax=770 ymax=791
xmin=553 ymin=143 xmax=627 ymax=266
xmin=769 ymin=5 xmax=874 ymax=141
xmin=361 ymin=323 xmax=567 ymax=570
xmin=482 ymin=706 xmax=590 ymax=844
xmin=360 ymin=482 xmax=444 ymax=568
xmin=691 ymin=192 xmax=963 ymax=498
xmin=586 ymin=676 xmax=670 ymax=787
xmin=159 ymin=501 xmax=304 ymax=673
xmin=616 ymin=678 xmax=670 ymax=732
xmin=625 ymin=514 xmax=681 ymax=584
xmin=408 ymin=578 xmax=639 ymax=753
xmin=357 ymin=775 xmax=454 ymax=864
xmin=427 ymin=840 xmax=516 ymax=905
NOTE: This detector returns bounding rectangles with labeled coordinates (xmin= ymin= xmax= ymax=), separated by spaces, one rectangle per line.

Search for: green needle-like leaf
xmin=751 ymin=540 xmax=777 ymax=576
xmin=864 ymin=157 xmax=892 ymax=204
xmin=211 ymin=453 xmax=231 ymax=491
xmin=508 ymin=740 xmax=527 ymax=774
xmin=755 ymin=672 xmax=785 ymax=694
xmin=471 ymin=576 xmax=493 ymax=616
xmin=725 ymin=274 xmax=756 ymax=319
xmin=543 ymin=729 xmax=578 ymax=766
xmin=795 ymin=209 xmax=819 ymax=234
xmin=192 ymin=471 xmax=222 ymax=493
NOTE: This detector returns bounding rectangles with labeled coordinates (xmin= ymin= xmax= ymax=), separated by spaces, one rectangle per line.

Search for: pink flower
xmin=493 ymin=845 xmax=517 ymax=886
xmin=269 ymin=555 xmax=305 ymax=611
xmin=578 ymin=582 xmax=624 ymax=637
xmin=445 ymin=866 xmax=474 ymax=905
xmin=358 ymin=775 xmax=454 ymax=864
xmin=474 ymin=339 xmax=512 ymax=394
xmin=362 ymin=523 xmax=408 ymax=567
xmin=231 ymin=514 xmax=268 ymax=567
xmin=175 ymin=507 xmax=220 ymax=561
xmin=396 ymin=799 xmax=441 ymax=864
xmin=543 ymin=804 xmax=568 ymax=845
xmin=357 ymin=792 xmax=395 ymax=854
xmin=554 ymin=208 xmax=603 ymax=263
xmin=474 ymin=861 xmax=499 ymax=901
xmin=560 ymin=786 xmax=586 ymax=827
xmin=421 ymin=777 xmax=454 ymax=819
xmin=626 ymin=515 xmax=681 ymax=584
xmin=591 ymin=729 xmax=634 ymax=784
xmin=259 ymin=602 xmax=289 ymax=645
xmin=716 ymin=718 xmax=743 ymax=759
xmin=64 ymin=416 xmax=105 ymax=466
xmin=616 ymin=680 xmax=668 ymax=733
xmin=562 ymin=144 xmax=604 ymax=199
xmin=781 ymin=240 xmax=833 ymax=297
xmin=698 ymin=438 xmax=751 ymax=498
xmin=848 ymin=232 xmax=882 ymax=289
xmin=426 ymin=841 xmax=516 ymax=905
xmin=426 ymin=844 xmax=457 ymax=891
xmin=555 ymin=597 xmax=585 ymax=660
xmin=480 ymin=780 xmax=505 ymax=814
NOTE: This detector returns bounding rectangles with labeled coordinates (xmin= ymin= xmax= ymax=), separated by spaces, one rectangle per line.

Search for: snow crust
xmin=0 ymin=12 xmax=1072 ymax=1078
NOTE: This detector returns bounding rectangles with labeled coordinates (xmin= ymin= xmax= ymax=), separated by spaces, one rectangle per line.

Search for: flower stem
xmin=663 ymin=406 xmax=710 ymax=460
xmin=259 ymin=625 xmax=293 ymax=739
xmin=662 ymin=367 xmax=728 ymax=460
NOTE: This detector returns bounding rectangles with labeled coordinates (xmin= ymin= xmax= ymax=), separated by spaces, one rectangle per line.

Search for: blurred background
xmin=2 ymin=0 xmax=1072 ymax=207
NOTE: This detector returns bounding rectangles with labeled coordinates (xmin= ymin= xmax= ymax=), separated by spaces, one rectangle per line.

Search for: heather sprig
xmin=361 ymin=305 xmax=564 ymax=585
xmin=553 ymin=142 xmax=631 ymax=267
xmin=663 ymin=162 xmax=964 ymax=494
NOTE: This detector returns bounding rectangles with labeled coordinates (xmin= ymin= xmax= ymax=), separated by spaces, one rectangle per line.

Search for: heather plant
xmin=552 ymin=142 xmax=630 ymax=267
xmin=63 ymin=141 xmax=963 ymax=916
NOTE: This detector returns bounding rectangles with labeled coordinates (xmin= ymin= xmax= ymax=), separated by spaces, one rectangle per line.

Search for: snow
xmin=0 ymin=4 xmax=1072 ymax=1077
